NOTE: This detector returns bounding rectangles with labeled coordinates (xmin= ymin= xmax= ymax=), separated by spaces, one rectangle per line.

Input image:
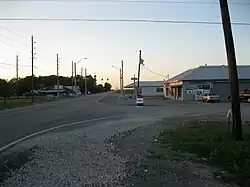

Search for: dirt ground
xmin=108 ymin=116 xmax=239 ymax=187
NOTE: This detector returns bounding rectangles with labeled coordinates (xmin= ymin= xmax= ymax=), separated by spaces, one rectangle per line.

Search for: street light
xmin=73 ymin=57 xmax=87 ymax=89
xmin=112 ymin=65 xmax=122 ymax=91
xmin=76 ymin=57 xmax=87 ymax=65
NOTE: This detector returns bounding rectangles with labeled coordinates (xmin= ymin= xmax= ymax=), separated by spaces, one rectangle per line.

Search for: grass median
xmin=153 ymin=119 xmax=250 ymax=186
xmin=0 ymin=97 xmax=57 ymax=110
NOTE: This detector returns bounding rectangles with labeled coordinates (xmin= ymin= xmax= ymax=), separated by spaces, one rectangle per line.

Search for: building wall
xmin=182 ymin=80 xmax=250 ymax=101
xmin=182 ymin=80 xmax=211 ymax=101
xmin=213 ymin=80 xmax=250 ymax=100
xmin=141 ymin=86 xmax=164 ymax=97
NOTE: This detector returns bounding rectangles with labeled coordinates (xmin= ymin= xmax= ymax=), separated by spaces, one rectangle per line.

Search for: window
xmin=156 ymin=87 xmax=163 ymax=92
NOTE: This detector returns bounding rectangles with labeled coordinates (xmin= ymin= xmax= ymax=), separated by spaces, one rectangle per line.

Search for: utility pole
xmin=85 ymin=68 xmax=87 ymax=95
xmin=72 ymin=61 xmax=74 ymax=91
xmin=16 ymin=55 xmax=19 ymax=98
xmin=74 ymin=62 xmax=77 ymax=90
xmin=121 ymin=60 xmax=124 ymax=94
xmin=131 ymin=74 xmax=138 ymax=96
xmin=31 ymin=35 xmax=34 ymax=103
xmin=81 ymin=67 xmax=83 ymax=77
xmin=137 ymin=50 xmax=143 ymax=95
xmin=219 ymin=0 xmax=242 ymax=140
xmin=119 ymin=68 xmax=122 ymax=92
xmin=56 ymin=54 xmax=60 ymax=98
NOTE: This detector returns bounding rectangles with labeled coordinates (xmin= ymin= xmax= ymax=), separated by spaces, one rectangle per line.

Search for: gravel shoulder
xmin=0 ymin=117 xmax=159 ymax=186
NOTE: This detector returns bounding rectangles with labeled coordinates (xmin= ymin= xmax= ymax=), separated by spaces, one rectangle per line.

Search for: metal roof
xmin=124 ymin=81 xmax=163 ymax=88
xmin=167 ymin=65 xmax=250 ymax=82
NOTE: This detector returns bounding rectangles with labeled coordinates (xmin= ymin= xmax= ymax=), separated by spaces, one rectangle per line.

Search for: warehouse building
xmin=124 ymin=81 xmax=164 ymax=97
xmin=164 ymin=65 xmax=250 ymax=101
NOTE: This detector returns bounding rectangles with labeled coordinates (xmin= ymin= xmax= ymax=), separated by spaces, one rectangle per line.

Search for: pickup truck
xmin=228 ymin=89 xmax=250 ymax=102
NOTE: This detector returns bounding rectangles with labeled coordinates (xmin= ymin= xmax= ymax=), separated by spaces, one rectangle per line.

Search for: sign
xmin=136 ymin=95 xmax=144 ymax=106
xmin=131 ymin=77 xmax=138 ymax=81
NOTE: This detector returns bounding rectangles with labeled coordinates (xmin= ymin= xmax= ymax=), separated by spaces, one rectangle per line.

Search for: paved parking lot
xmin=99 ymin=95 xmax=250 ymax=122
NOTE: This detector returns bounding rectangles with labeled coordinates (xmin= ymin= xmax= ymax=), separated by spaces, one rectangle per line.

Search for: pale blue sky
xmin=0 ymin=0 xmax=249 ymax=88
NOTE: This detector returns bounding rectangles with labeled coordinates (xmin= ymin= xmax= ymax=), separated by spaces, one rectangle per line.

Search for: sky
xmin=0 ymin=0 xmax=249 ymax=88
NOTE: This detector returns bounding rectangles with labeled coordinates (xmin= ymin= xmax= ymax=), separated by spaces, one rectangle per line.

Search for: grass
xmin=0 ymin=97 xmax=57 ymax=110
xmin=155 ymin=120 xmax=250 ymax=186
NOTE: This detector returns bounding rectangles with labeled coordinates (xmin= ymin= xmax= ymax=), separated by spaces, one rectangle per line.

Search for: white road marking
xmin=95 ymin=95 xmax=107 ymax=103
xmin=0 ymin=116 xmax=116 ymax=152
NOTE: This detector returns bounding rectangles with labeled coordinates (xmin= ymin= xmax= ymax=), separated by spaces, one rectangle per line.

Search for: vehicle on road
xmin=228 ymin=88 xmax=250 ymax=102
xmin=201 ymin=93 xmax=220 ymax=103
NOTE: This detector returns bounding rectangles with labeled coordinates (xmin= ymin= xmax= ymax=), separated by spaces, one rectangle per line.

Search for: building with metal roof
xmin=164 ymin=65 xmax=250 ymax=101
xmin=124 ymin=81 xmax=164 ymax=97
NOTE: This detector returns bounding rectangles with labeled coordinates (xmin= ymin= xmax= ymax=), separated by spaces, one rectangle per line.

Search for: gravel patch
xmin=0 ymin=117 xmax=158 ymax=187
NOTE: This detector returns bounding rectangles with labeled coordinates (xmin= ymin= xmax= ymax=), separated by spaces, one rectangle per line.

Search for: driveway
xmin=0 ymin=93 xmax=249 ymax=186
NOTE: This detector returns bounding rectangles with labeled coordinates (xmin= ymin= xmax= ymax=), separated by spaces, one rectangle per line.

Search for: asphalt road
xmin=1 ymin=93 xmax=249 ymax=149
xmin=0 ymin=93 xmax=120 ymax=148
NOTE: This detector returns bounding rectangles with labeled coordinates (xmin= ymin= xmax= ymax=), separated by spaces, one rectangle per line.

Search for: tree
xmin=0 ymin=79 xmax=12 ymax=104
xmin=1 ymin=73 xmax=109 ymax=97
xmin=104 ymin=82 xmax=112 ymax=91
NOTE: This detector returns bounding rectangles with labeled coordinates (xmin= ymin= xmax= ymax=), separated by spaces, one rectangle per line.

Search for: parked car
xmin=201 ymin=93 xmax=220 ymax=103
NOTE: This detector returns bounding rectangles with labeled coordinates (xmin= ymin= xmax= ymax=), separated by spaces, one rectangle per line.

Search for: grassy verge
xmin=154 ymin=120 xmax=250 ymax=186
xmin=0 ymin=97 xmax=57 ymax=110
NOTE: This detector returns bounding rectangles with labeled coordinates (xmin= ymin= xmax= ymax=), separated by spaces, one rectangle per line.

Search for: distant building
xmin=36 ymin=85 xmax=81 ymax=97
xmin=124 ymin=81 xmax=164 ymax=97
xmin=164 ymin=65 xmax=250 ymax=101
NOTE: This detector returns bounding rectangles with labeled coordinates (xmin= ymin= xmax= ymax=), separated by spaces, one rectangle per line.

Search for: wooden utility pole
xmin=219 ymin=0 xmax=242 ymax=140
xmin=72 ymin=61 xmax=74 ymax=91
xmin=121 ymin=60 xmax=124 ymax=94
xmin=74 ymin=62 xmax=77 ymax=89
xmin=81 ymin=67 xmax=83 ymax=77
xmin=119 ymin=68 xmax=122 ymax=92
xmin=16 ymin=55 xmax=19 ymax=97
xmin=131 ymin=74 xmax=138 ymax=96
xmin=85 ymin=68 xmax=87 ymax=95
xmin=31 ymin=35 xmax=34 ymax=103
xmin=56 ymin=54 xmax=60 ymax=98
xmin=137 ymin=50 xmax=143 ymax=95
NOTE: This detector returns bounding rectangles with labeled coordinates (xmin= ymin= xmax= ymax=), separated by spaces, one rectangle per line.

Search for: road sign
xmin=131 ymin=77 xmax=138 ymax=81
xmin=136 ymin=95 xmax=144 ymax=106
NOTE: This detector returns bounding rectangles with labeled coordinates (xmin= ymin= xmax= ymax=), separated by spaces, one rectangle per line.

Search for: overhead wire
xmin=34 ymin=66 xmax=54 ymax=74
xmin=82 ymin=0 xmax=250 ymax=5
xmin=7 ymin=0 xmax=249 ymax=5
xmin=0 ymin=18 xmax=250 ymax=26
xmin=0 ymin=39 xmax=19 ymax=49
xmin=0 ymin=26 xmax=29 ymax=41
xmin=0 ymin=66 xmax=13 ymax=70
xmin=0 ymin=33 xmax=30 ymax=47
xmin=0 ymin=62 xmax=13 ymax=66
xmin=142 ymin=66 xmax=168 ymax=78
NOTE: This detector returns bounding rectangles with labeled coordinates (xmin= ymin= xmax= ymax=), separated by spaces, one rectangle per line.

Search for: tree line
xmin=0 ymin=74 xmax=112 ymax=99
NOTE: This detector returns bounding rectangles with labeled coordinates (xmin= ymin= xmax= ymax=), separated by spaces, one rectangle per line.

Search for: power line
xmin=7 ymin=0 xmax=249 ymax=5
xmin=0 ymin=40 xmax=17 ymax=48
xmin=0 ymin=66 xmax=14 ymax=70
xmin=143 ymin=66 xmax=167 ymax=78
xmin=0 ymin=26 xmax=29 ymax=41
xmin=34 ymin=66 xmax=54 ymax=74
xmin=0 ymin=18 xmax=250 ymax=26
xmin=82 ymin=0 xmax=250 ymax=5
xmin=0 ymin=33 xmax=30 ymax=47
xmin=0 ymin=62 xmax=13 ymax=66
